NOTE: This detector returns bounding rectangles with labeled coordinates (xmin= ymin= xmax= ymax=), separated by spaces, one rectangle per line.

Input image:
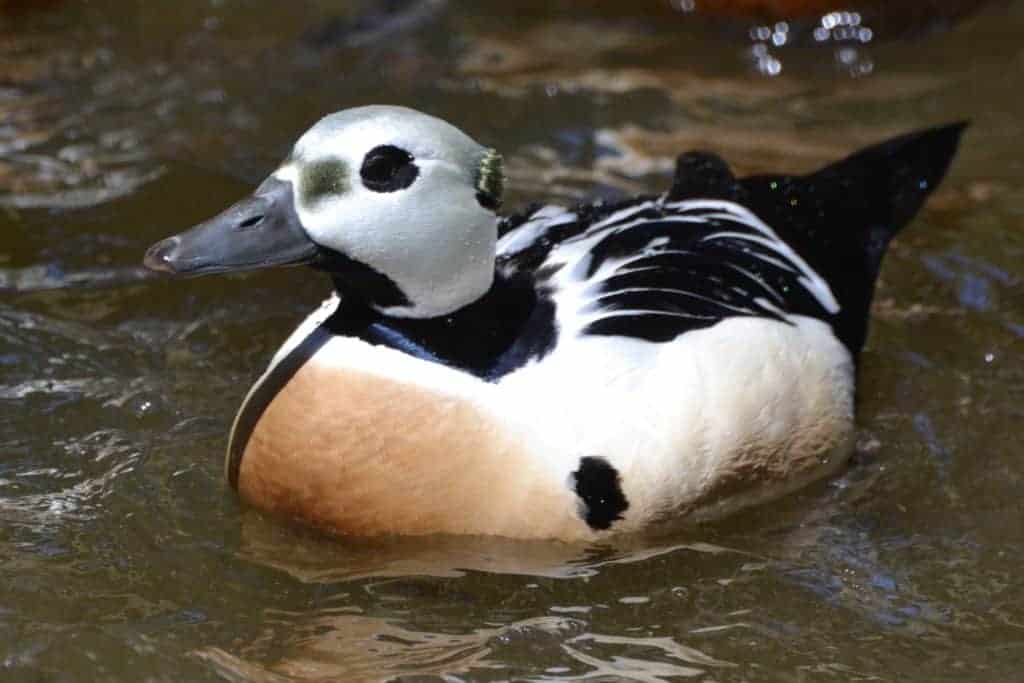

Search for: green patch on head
xmin=475 ymin=148 xmax=504 ymax=211
xmin=300 ymin=158 xmax=349 ymax=208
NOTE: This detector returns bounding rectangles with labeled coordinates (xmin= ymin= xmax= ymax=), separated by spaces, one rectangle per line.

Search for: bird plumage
xmin=145 ymin=107 xmax=965 ymax=540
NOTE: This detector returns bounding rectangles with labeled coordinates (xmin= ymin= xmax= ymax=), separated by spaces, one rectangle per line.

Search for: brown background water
xmin=1 ymin=1 xmax=1023 ymax=680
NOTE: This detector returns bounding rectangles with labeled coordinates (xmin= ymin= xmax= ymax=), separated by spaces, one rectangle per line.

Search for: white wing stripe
xmin=504 ymin=197 xmax=842 ymax=340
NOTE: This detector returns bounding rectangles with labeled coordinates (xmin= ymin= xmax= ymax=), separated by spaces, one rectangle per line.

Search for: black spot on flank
xmin=360 ymin=144 xmax=418 ymax=192
xmin=300 ymin=158 xmax=349 ymax=207
xmin=572 ymin=456 xmax=629 ymax=530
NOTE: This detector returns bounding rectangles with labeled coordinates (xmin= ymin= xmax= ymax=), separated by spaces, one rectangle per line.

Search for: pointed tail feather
xmin=735 ymin=122 xmax=967 ymax=355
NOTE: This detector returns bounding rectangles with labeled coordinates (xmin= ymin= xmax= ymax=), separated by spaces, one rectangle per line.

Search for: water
xmin=2 ymin=1 xmax=1023 ymax=680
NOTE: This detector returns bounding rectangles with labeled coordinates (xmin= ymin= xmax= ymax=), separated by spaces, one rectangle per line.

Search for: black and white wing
xmin=497 ymin=197 xmax=840 ymax=345
xmin=498 ymin=123 xmax=965 ymax=354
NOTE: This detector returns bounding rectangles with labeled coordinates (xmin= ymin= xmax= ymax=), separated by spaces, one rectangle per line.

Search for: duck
xmin=143 ymin=106 xmax=964 ymax=541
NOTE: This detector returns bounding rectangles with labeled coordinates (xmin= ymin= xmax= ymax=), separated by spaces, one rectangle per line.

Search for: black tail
xmin=669 ymin=122 xmax=967 ymax=355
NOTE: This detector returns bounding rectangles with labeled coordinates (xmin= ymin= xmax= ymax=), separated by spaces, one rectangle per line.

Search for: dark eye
xmin=360 ymin=145 xmax=418 ymax=193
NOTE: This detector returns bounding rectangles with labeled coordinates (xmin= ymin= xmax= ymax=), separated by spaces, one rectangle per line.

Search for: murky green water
xmin=2 ymin=1 xmax=1023 ymax=680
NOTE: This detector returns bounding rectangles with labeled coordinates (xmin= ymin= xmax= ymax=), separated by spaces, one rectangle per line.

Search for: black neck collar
xmin=322 ymin=270 xmax=556 ymax=380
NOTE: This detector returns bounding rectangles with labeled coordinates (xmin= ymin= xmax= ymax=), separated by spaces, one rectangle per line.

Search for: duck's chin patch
xmin=319 ymin=243 xmax=495 ymax=320
xmin=375 ymin=266 xmax=496 ymax=320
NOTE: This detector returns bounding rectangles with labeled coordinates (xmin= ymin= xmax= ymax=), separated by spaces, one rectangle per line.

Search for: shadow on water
xmin=1 ymin=0 xmax=1024 ymax=681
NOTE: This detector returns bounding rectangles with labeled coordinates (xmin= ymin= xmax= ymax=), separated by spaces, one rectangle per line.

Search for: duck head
xmin=144 ymin=105 xmax=504 ymax=318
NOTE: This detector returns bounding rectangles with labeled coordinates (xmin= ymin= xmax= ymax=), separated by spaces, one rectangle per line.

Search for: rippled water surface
xmin=2 ymin=1 xmax=1023 ymax=680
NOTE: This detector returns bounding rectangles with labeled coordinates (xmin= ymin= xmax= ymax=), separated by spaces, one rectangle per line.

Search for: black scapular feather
xmin=668 ymin=122 xmax=968 ymax=354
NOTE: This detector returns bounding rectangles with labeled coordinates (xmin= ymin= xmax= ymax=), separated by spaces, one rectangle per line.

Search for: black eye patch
xmin=360 ymin=145 xmax=418 ymax=193
xmin=300 ymin=158 xmax=349 ymax=208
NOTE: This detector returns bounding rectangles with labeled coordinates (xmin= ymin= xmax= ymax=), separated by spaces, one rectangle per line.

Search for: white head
xmin=144 ymin=105 xmax=504 ymax=318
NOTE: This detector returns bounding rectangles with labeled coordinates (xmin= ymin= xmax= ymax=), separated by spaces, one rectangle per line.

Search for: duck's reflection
xmin=198 ymin=613 xmax=734 ymax=683
xmin=195 ymin=512 xmax=739 ymax=681
xmin=233 ymin=508 xmax=733 ymax=582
